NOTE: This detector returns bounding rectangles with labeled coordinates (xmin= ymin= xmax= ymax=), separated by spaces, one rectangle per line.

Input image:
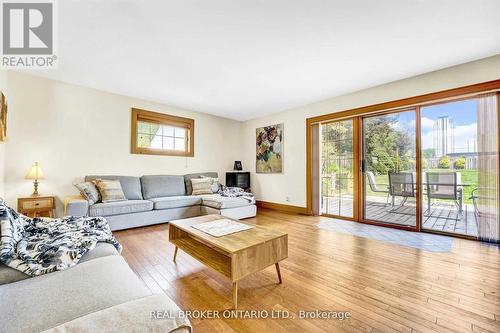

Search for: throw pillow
xmin=93 ymin=179 xmax=127 ymax=203
xmin=190 ymin=178 xmax=213 ymax=195
xmin=74 ymin=182 xmax=101 ymax=205
xmin=200 ymin=176 xmax=220 ymax=193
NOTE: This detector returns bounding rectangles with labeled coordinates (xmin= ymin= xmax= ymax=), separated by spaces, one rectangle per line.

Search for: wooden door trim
xmin=357 ymin=116 xmax=365 ymax=223
xmin=309 ymin=118 xmax=359 ymax=218
xmin=497 ymin=92 xmax=500 ymax=242
xmin=306 ymin=119 xmax=313 ymax=214
xmin=352 ymin=117 xmax=360 ymax=221
xmin=415 ymin=106 xmax=422 ymax=232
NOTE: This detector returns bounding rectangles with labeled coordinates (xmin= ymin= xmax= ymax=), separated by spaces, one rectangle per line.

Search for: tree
xmin=438 ymin=156 xmax=451 ymax=169
xmin=454 ymin=156 xmax=466 ymax=169
xmin=364 ymin=116 xmax=414 ymax=175
xmin=423 ymin=148 xmax=436 ymax=159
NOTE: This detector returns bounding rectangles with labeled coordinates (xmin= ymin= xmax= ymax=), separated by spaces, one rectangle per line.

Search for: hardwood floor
xmin=114 ymin=209 xmax=500 ymax=333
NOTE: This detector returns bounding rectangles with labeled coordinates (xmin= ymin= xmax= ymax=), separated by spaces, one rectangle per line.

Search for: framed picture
xmin=0 ymin=92 xmax=7 ymax=142
xmin=233 ymin=161 xmax=243 ymax=171
xmin=256 ymin=123 xmax=283 ymax=173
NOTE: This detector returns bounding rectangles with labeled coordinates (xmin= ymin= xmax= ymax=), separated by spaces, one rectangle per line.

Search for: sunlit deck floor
xmin=322 ymin=196 xmax=478 ymax=237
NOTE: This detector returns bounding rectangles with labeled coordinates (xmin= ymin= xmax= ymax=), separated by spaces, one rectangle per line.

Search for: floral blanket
xmin=0 ymin=200 xmax=121 ymax=276
xmin=217 ymin=186 xmax=255 ymax=203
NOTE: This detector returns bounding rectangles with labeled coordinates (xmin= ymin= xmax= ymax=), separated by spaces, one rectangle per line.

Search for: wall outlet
xmin=285 ymin=196 xmax=291 ymax=202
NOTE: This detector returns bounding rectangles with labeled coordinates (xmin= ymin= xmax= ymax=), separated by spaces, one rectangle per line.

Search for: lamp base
xmin=31 ymin=180 xmax=40 ymax=197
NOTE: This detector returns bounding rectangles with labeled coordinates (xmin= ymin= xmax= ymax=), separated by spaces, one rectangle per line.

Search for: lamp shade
xmin=25 ymin=162 xmax=45 ymax=180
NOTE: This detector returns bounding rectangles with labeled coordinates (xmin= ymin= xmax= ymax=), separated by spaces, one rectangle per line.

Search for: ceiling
xmin=27 ymin=0 xmax=500 ymax=121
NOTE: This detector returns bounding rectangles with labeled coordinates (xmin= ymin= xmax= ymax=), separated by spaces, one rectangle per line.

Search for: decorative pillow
xmin=74 ymin=182 xmax=101 ymax=205
xmin=93 ymin=179 xmax=127 ymax=203
xmin=190 ymin=178 xmax=213 ymax=195
xmin=200 ymin=176 xmax=220 ymax=193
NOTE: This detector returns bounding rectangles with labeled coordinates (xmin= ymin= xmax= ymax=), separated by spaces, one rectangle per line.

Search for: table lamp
xmin=25 ymin=162 xmax=45 ymax=196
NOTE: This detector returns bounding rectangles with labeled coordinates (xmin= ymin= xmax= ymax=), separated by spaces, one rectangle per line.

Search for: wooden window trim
xmin=131 ymin=108 xmax=194 ymax=157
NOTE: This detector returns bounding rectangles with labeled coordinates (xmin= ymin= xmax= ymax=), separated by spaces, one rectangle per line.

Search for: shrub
xmin=454 ymin=156 xmax=466 ymax=169
xmin=422 ymin=158 xmax=429 ymax=170
xmin=438 ymin=156 xmax=451 ymax=169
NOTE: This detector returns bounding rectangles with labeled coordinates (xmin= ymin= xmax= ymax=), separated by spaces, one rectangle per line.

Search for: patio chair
xmin=469 ymin=187 xmax=496 ymax=219
xmin=425 ymin=172 xmax=462 ymax=215
xmin=388 ymin=172 xmax=415 ymax=207
xmin=366 ymin=171 xmax=390 ymax=206
xmin=470 ymin=188 xmax=479 ymax=219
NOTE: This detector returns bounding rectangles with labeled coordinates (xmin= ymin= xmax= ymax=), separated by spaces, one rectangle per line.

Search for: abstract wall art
xmin=256 ymin=123 xmax=283 ymax=173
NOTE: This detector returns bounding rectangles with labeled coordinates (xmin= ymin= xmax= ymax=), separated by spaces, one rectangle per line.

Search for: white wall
xmin=241 ymin=55 xmax=500 ymax=207
xmin=4 ymin=55 xmax=500 ymax=213
xmin=3 ymin=71 xmax=242 ymax=214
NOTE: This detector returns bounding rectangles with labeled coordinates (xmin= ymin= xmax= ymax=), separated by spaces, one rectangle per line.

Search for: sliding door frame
xmin=356 ymin=107 xmax=422 ymax=231
xmin=306 ymin=79 xmax=500 ymax=237
xmin=319 ymin=117 xmax=360 ymax=222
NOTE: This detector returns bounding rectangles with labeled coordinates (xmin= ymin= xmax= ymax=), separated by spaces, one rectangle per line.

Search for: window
xmin=131 ymin=108 xmax=194 ymax=156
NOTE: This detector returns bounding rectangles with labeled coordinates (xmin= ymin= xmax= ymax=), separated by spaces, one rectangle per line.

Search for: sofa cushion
xmin=41 ymin=294 xmax=192 ymax=333
xmin=200 ymin=194 xmax=255 ymax=209
xmin=0 ymin=242 xmax=119 ymax=285
xmin=94 ymin=179 xmax=127 ymax=203
xmin=201 ymin=204 xmax=257 ymax=220
xmin=190 ymin=178 xmax=213 ymax=195
xmin=74 ymin=182 xmax=100 ymax=205
xmin=89 ymin=200 xmax=153 ymax=217
xmin=200 ymin=175 xmax=221 ymax=193
xmin=79 ymin=242 xmax=120 ymax=263
xmin=150 ymin=196 xmax=202 ymax=210
xmin=85 ymin=175 xmax=143 ymax=200
xmin=184 ymin=172 xmax=218 ymax=195
xmin=0 ymin=264 xmax=29 ymax=285
xmin=0 ymin=255 xmax=151 ymax=333
xmin=141 ymin=175 xmax=186 ymax=199
xmin=105 ymin=206 xmax=201 ymax=231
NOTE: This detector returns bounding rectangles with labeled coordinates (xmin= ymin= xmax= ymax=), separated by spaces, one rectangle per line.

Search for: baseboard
xmin=256 ymin=200 xmax=309 ymax=215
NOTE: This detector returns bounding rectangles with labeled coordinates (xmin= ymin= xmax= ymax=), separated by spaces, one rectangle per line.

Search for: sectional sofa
xmin=65 ymin=172 xmax=257 ymax=231
xmin=0 ymin=243 xmax=191 ymax=332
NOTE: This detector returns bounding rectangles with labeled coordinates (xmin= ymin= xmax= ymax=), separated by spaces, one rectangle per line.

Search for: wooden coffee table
xmin=169 ymin=214 xmax=288 ymax=309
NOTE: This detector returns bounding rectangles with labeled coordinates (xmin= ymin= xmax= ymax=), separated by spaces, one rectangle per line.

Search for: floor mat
xmin=316 ymin=219 xmax=453 ymax=252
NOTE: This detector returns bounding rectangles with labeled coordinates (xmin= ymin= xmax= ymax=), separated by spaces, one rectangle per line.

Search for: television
xmin=226 ymin=172 xmax=250 ymax=190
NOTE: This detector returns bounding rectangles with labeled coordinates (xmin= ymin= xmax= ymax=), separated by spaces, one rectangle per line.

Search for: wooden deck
xmin=322 ymin=196 xmax=478 ymax=237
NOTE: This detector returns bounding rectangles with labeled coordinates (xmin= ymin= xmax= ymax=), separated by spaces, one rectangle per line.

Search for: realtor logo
xmin=1 ymin=0 xmax=57 ymax=68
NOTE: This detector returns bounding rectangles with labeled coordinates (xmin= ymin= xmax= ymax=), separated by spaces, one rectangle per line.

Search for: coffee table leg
xmin=275 ymin=263 xmax=282 ymax=284
xmin=173 ymin=246 xmax=178 ymax=262
xmin=232 ymin=281 xmax=238 ymax=309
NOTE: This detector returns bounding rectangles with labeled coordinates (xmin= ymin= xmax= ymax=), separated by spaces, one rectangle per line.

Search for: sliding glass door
xmin=320 ymin=120 xmax=355 ymax=218
xmin=362 ymin=110 xmax=417 ymax=227
xmin=420 ymin=96 xmax=499 ymax=239
xmin=314 ymin=90 xmax=499 ymax=241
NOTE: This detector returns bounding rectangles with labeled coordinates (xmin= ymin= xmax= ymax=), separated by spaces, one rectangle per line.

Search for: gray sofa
xmin=65 ymin=172 xmax=257 ymax=231
xmin=0 ymin=243 xmax=191 ymax=332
